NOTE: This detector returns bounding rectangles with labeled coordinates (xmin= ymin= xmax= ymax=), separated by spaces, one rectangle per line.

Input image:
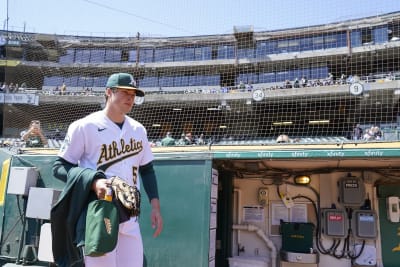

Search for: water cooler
xmin=279 ymin=221 xmax=319 ymax=267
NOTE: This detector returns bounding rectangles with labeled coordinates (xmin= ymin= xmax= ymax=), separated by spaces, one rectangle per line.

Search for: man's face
xmin=108 ymin=88 xmax=136 ymax=114
xmin=30 ymin=121 xmax=41 ymax=134
xmin=31 ymin=121 xmax=40 ymax=129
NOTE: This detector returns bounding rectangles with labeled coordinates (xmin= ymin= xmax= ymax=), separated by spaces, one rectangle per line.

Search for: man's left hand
xmin=150 ymin=198 xmax=163 ymax=238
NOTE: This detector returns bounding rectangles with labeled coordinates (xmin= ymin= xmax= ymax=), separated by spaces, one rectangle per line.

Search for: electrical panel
xmin=7 ymin=167 xmax=38 ymax=196
xmin=321 ymin=209 xmax=346 ymax=237
xmin=338 ymin=176 xmax=365 ymax=206
xmin=354 ymin=210 xmax=377 ymax=239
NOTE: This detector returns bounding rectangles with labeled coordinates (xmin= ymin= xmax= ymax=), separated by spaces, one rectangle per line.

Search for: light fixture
xmin=152 ymin=124 xmax=161 ymax=127
xmin=308 ymin=120 xmax=330 ymax=125
xmin=172 ymin=108 xmax=182 ymax=111
xmin=294 ymin=175 xmax=311 ymax=185
xmin=219 ymin=125 xmax=227 ymax=129
xmin=273 ymin=121 xmax=293 ymax=126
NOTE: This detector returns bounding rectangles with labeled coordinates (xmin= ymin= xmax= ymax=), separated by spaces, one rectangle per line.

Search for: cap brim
xmin=112 ymin=86 xmax=145 ymax=97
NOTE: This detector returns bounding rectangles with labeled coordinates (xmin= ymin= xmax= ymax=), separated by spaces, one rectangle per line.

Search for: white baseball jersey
xmin=59 ymin=110 xmax=151 ymax=267
xmin=59 ymin=110 xmax=154 ymax=189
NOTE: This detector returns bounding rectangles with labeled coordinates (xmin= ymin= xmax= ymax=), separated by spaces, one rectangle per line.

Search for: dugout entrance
xmin=209 ymin=143 xmax=400 ymax=267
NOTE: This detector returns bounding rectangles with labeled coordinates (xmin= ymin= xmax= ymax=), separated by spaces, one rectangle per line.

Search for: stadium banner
xmin=152 ymin=149 xmax=400 ymax=160
xmin=213 ymin=149 xmax=400 ymax=159
xmin=0 ymin=93 xmax=39 ymax=105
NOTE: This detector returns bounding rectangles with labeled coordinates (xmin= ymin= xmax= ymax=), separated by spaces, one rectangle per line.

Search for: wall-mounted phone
xmin=258 ymin=188 xmax=268 ymax=206
xmin=386 ymin=196 xmax=400 ymax=223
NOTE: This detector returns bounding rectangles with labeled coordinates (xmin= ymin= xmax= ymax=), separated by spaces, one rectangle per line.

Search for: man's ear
xmin=105 ymin=88 xmax=113 ymax=97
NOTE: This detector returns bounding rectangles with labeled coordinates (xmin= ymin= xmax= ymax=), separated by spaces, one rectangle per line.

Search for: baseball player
xmin=51 ymin=73 xmax=163 ymax=267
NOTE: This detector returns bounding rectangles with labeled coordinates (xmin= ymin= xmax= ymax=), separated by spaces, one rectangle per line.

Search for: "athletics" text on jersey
xmin=97 ymin=138 xmax=143 ymax=165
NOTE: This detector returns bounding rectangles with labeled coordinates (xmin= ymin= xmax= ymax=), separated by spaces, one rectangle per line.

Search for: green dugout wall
xmin=0 ymin=154 xmax=70 ymax=266
xmin=141 ymin=157 xmax=214 ymax=267
xmin=377 ymin=184 xmax=400 ymax=267
xmin=0 ymin=152 xmax=216 ymax=267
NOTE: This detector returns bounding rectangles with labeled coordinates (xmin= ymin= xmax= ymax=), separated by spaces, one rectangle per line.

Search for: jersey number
xmin=132 ymin=166 xmax=138 ymax=185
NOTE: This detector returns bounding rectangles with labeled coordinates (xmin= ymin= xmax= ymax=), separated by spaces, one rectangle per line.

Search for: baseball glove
xmin=110 ymin=176 xmax=141 ymax=217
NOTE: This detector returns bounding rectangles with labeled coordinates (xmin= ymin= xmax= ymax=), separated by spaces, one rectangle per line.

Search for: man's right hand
xmin=92 ymin=178 xmax=110 ymax=199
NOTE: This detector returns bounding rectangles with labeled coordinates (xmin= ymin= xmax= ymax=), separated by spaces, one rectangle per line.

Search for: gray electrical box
xmin=338 ymin=176 xmax=365 ymax=206
xmin=321 ymin=209 xmax=347 ymax=237
xmin=26 ymin=187 xmax=62 ymax=220
xmin=354 ymin=210 xmax=377 ymax=239
xmin=7 ymin=167 xmax=39 ymax=196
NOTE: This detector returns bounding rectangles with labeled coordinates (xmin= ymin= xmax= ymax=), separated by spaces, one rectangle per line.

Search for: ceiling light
xmin=273 ymin=121 xmax=293 ymax=126
xmin=308 ymin=120 xmax=330 ymax=124
xmin=152 ymin=124 xmax=161 ymax=127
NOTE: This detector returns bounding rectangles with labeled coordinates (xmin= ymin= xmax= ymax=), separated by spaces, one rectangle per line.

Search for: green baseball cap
xmin=106 ymin=73 xmax=144 ymax=97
